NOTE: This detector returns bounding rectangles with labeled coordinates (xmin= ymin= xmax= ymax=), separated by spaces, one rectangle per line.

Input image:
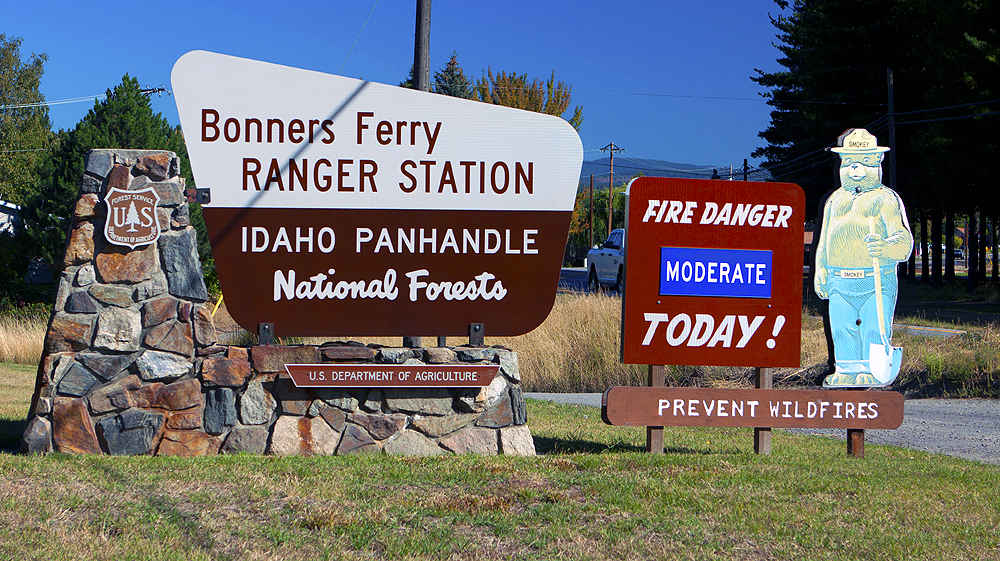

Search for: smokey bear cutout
xmin=812 ymin=128 xmax=913 ymax=387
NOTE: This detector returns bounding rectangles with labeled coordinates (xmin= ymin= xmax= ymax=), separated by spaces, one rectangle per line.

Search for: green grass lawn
xmin=1 ymin=398 xmax=998 ymax=560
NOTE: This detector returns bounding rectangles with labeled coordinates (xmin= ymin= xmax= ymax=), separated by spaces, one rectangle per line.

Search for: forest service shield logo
xmin=104 ymin=187 xmax=161 ymax=249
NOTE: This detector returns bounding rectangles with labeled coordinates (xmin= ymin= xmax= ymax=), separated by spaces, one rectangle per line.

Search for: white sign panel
xmin=172 ymin=51 xmax=582 ymax=212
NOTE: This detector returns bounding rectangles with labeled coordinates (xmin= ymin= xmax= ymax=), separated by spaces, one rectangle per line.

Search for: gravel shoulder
xmin=527 ymin=393 xmax=1000 ymax=465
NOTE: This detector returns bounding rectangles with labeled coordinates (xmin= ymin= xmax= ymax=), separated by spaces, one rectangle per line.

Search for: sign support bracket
xmin=468 ymin=323 xmax=484 ymax=347
xmin=185 ymin=187 xmax=211 ymax=204
xmin=257 ymin=323 xmax=274 ymax=346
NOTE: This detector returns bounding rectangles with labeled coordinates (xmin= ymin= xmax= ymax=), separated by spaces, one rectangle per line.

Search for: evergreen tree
xmin=958 ymin=0 xmax=1000 ymax=220
xmin=755 ymin=0 xmax=1000 ymax=213
xmin=433 ymin=52 xmax=473 ymax=99
xmin=0 ymin=35 xmax=51 ymax=205
xmin=398 ymin=64 xmax=416 ymax=89
xmin=754 ymin=0 xmax=1000 ymax=283
xmin=19 ymin=75 xmax=213 ymax=279
xmin=752 ymin=0 xmax=896 ymax=215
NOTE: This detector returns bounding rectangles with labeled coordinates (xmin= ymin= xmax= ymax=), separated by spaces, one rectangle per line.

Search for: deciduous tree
xmin=403 ymin=56 xmax=584 ymax=130
xmin=474 ymin=68 xmax=583 ymax=131
xmin=0 ymin=34 xmax=51 ymax=205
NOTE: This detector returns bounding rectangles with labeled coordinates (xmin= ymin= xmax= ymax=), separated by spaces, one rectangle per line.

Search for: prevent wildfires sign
xmin=171 ymin=51 xmax=583 ymax=337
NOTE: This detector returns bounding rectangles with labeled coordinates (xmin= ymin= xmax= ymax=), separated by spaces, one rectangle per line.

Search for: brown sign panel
xmin=285 ymin=364 xmax=498 ymax=388
xmin=622 ymin=177 xmax=805 ymax=367
xmin=204 ymin=207 xmax=569 ymax=336
xmin=602 ymin=387 xmax=904 ymax=429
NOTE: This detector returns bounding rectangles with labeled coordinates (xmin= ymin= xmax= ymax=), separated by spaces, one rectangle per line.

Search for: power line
xmin=759 ymin=146 xmax=831 ymax=174
xmin=606 ymin=163 xmax=717 ymax=177
xmin=0 ymin=85 xmax=185 ymax=111
xmin=764 ymin=97 xmax=887 ymax=107
xmin=341 ymin=0 xmax=380 ymax=74
xmin=615 ymin=156 xmax=724 ymax=173
xmin=756 ymin=111 xmax=890 ymax=177
xmin=0 ymin=94 xmax=107 ymax=111
xmin=895 ymin=98 xmax=1000 ymax=116
xmin=898 ymin=109 xmax=1000 ymax=125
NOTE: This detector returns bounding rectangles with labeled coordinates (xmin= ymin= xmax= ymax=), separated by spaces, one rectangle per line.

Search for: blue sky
xmin=11 ymin=0 xmax=788 ymax=171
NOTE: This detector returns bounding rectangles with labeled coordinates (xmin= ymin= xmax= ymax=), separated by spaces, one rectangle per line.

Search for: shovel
xmin=868 ymin=216 xmax=903 ymax=385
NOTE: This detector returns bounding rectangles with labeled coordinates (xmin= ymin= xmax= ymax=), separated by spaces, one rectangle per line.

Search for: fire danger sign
xmin=621 ymin=177 xmax=805 ymax=367
xmin=171 ymin=51 xmax=583 ymax=337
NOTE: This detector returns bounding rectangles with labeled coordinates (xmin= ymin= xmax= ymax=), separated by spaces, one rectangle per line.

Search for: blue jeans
xmin=826 ymin=267 xmax=898 ymax=374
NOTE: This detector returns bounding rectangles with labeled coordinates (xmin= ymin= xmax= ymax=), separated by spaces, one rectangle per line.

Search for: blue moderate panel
xmin=659 ymin=247 xmax=772 ymax=298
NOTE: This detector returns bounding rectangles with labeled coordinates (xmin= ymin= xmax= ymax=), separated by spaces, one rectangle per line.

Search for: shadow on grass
xmin=0 ymin=418 xmax=26 ymax=453
xmin=95 ymin=462 xmax=217 ymax=553
xmin=532 ymin=435 xmax=709 ymax=456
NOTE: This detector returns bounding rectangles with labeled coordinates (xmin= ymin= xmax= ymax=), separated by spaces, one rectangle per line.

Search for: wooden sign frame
xmin=602 ymin=386 xmax=904 ymax=429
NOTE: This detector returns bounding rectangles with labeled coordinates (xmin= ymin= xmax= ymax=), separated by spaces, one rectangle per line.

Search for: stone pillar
xmin=22 ymin=149 xmax=211 ymax=454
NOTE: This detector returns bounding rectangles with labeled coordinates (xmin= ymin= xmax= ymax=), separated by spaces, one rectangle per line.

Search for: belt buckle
xmin=840 ymin=270 xmax=865 ymax=279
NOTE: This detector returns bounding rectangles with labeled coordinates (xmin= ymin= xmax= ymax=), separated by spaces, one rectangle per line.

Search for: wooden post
xmin=754 ymin=367 xmax=771 ymax=455
xmin=646 ymin=365 xmax=665 ymax=453
xmin=847 ymin=429 xmax=865 ymax=457
xmin=608 ymin=166 xmax=614 ymax=236
xmin=600 ymin=142 xmax=623 ymax=236
xmin=589 ymin=175 xmax=594 ymax=249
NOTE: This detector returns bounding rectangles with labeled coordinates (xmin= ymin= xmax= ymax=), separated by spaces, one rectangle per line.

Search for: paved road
xmin=558 ymin=267 xmax=590 ymax=292
xmin=527 ymin=393 xmax=1000 ymax=465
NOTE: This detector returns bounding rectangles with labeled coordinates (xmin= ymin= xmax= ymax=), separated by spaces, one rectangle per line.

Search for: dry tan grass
xmin=488 ymin=292 xmax=647 ymax=392
xmin=0 ymin=314 xmax=46 ymax=365
xmin=893 ymin=324 xmax=1000 ymax=396
xmin=8 ymin=291 xmax=996 ymax=395
xmin=494 ymin=294 xmax=832 ymax=392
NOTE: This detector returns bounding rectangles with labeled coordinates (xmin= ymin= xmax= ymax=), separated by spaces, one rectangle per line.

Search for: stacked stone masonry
xmin=20 ymin=149 xmax=535 ymax=457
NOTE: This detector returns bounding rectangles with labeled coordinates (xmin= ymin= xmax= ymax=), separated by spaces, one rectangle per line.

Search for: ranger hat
xmin=830 ymin=128 xmax=890 ymax=153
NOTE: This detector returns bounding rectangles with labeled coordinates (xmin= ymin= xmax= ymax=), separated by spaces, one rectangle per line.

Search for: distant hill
xmin=579 ymin=157 xmax=768 ymax=189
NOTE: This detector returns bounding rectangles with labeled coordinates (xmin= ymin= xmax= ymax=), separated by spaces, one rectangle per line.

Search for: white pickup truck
xmin=587 ymin=228 xmax=625 ymax=292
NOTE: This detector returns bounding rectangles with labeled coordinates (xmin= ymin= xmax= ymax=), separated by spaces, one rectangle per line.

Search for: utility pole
xmin=600 ymin=142 xmax=624 ymax=236
xmin=589 ymin=175 xmax=594 ymax=249
xmin=139 ymin=85 xmax=169 ymax=97
xmin=887 ymin=68 xmax=914 ymax=281
xmin=886 ymin=69 xmax=897 ymax=193
xmin=414 ymin=0 xmax=431 ymax=92
xmin=407 ymin=0 xmax=432 ymax=349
